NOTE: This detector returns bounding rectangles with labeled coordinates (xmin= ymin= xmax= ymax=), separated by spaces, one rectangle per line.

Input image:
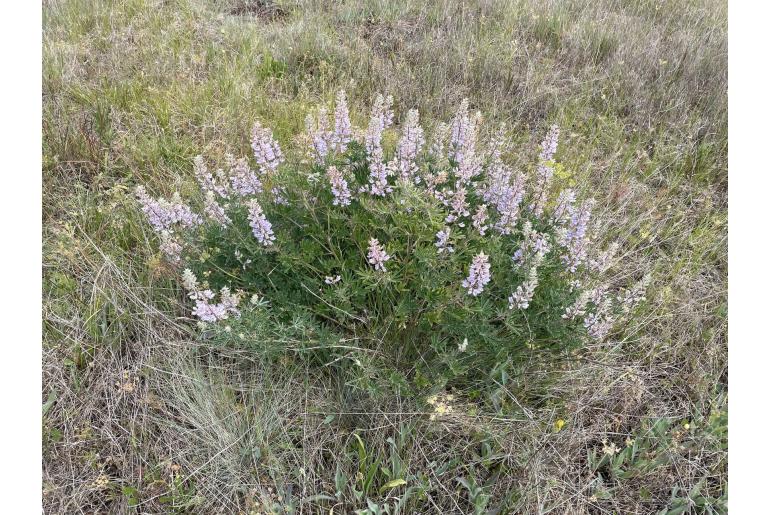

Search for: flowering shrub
xmin=136 ymin=92 xmax=649 ymax=389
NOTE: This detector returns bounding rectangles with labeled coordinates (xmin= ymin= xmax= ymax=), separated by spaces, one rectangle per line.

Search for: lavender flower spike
xmin=251 ymin=121 xmax=283 ymax=176
xmin=135 ymin=186 xmax=202 ymax=232
xmin=247 ymin=199 xmax=276 ymax=246
xmin=392 ymin=108 xmax=425 ymax=183
xmin=326 ymin=165 xmax=352 ymax=206
xmin=472 ymin=204 xmax=489 ymax=236
xmin=364 ymin=94 xmax=393 ymax=196
xmin=435 ymin=227 xmax=454 ymax=254
xmin=462 ymin=251 xmax=491 ymax=296
xmin=560 ymin=198 xmax=595 ymax=273
xmin=204 ymin=190 xmax=231 ymax=227
xmin=508 ymin=266 xmax=540 ymax=309
xmin=530 ymin=125 xmax=560 ymax=218
xmin=367 ymin=237 xmax=391 ymax=272
xmin=332 ymin=90 xmax=352 ymax=154
xmin=306 ymin=110 xmax=331 ymax=164
xmin=227 ymin=154 xmax=263 ymax=196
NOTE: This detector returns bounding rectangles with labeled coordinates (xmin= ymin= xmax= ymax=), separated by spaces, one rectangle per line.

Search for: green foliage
xmin=170 ymin=137 xmax=601 ymax=399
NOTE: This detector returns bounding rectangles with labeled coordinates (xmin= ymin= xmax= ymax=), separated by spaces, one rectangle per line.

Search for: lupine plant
xmin=136 ymin=92 xmax=649 ymax=392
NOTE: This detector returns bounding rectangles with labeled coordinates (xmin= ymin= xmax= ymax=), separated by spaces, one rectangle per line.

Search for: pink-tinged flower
xmin=326 ymin=165 xmax=352 ymax=206
xmin=364 ymin=94 xmax=395 ymax=196
xmin=194 ymin=155 xmax=229 ymax=198
xmin=531 ymin=125 xmax=560 ymax=218
xmin=204 ymin=190 xmax=231 ymax=226
xmin=367 ymin=237 xmax=391 ymax=272
xmin=472 ymin=204 xmax=489 ymax=236
xmin=462 ymin=252 xmax=491 ymax=296
xmin=390 ymin=108 xmax=425 ymax=183
xmin=332 ymin=90 xmax=352 ymax=154
xmin=251 ymin=121 xmax=283 ymax=176
xmin=435 ymin=227 xmax=454 ymax=254
xmin=227 ymin=154 xmax=263 ymax=196
xmin=135 ymin=186 xmax=202 ymax=232
xmin=247 ymin=200 xmax=276 ymax=246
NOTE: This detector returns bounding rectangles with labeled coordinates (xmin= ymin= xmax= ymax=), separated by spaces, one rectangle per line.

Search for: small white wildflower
xmin=458 ymin=338 xmax=468 ymax=352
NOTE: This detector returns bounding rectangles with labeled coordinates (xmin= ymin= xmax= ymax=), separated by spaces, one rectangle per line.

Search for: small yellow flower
xmin=554 ymin=419 xmax=566 ymax=432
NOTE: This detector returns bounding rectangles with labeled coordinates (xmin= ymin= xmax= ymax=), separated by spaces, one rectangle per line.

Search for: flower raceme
xmin=367 ymin=238 xmax=391 ymax=272
xmin=135 ymin=93 xmax=649 ymax=343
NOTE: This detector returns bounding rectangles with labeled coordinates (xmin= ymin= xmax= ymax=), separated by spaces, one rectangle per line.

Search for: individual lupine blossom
xmin=363 ymin=94 xmax=395 ymax=196
xmin=492 ymin=171 xmax=526 ymax=235
xmin=324 ymin=275 xmax=341 ymax=285
xmin=305 ymin=109 xmax=332 ymax=164
xmin=326 ymin=165 xmax=352 ymax=206
xmin=227 ymin=154 xmax=263 ymax=196
xmin=618 ymin=274 xmax=651 ymax=313
xmin=462 ymin=251 xmax=491 ymax=296
xmin=472 ymin=204 xmax=489 ymax=236
xmin=159 ymin=230 xmax=182 ymax=263
xmin=559 ymin=198 xmax=596 ymax=273
xmin=367 ymin=237 xmax=390 ymax=272
xmin=194 ymin=155 xmax=230 ymax=198
xmin=251 ymin=121 xmax=283 ymax=176
xmin=530 ymin=125 xmax=561 ymax=217
xmin=508 ymin=263 xmax=541 ymax=309
xmin=589 ymin=241 xmax=620 ymax=273
xmin=247 ymin=200 xmax=276 ymax=246
xmin=512 ymin=221 xmax=550 ymax=268
xmin=135 ymin=186 xmax=202 ymax=232
xmin=444 ymin=185 xmax=470 ymax=224
xmin=435 ymin=227 xmax=454 ymax=254
xmin=331 ymin=90 xmax=352 ymax=154
xmin=390 ymin=108 xmax=425 ymax=183
xmin=552 ymin=188 xmax=576 ymax=225
xmin=203 ymin=190 xmax=231 ymax=226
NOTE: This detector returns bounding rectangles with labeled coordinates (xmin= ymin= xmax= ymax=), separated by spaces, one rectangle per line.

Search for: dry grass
xmin=43 ymin=0 xmax=726 ymax=512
